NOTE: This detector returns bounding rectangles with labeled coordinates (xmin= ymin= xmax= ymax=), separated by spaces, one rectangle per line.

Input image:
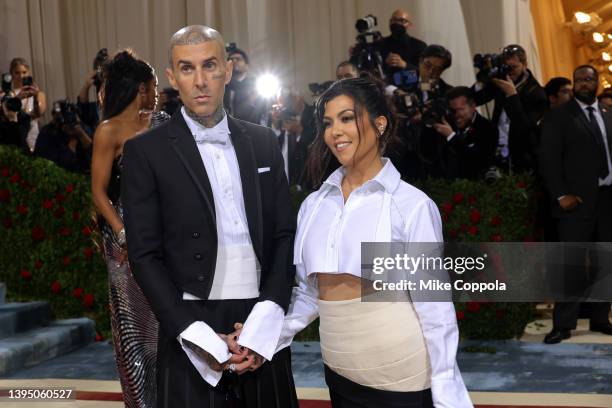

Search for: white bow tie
xmin=193 ymin=128 xmax=230 ymax=145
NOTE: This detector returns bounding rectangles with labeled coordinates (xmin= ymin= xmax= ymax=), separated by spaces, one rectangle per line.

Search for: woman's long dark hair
xmin=102 ymin=49 xmax=154 ymax=120
xmin=306 ymin=76 xmax=397 ymax=188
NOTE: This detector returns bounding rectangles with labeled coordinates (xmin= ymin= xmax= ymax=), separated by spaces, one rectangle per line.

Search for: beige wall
xmin=0 ymin=0 xmax=542 ymax=122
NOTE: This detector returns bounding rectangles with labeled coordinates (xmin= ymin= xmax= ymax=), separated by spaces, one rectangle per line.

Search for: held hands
xmin=559 ymin=195 xmax=583 ymax=211
xmin=385 ymin=52 xmax=407 ymax=69
xmin=223 ymin=323 xmax=265 ymax=374
xmin=491 ymin=75 xmax=517 ymax=97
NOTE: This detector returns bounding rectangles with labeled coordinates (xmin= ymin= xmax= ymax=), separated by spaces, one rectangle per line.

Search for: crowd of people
xmin=1 ymin=8 xmax=612 ymax=408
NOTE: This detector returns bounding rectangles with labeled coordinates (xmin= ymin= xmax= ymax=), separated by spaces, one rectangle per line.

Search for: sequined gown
xmin=100 ymin=111 xmax=170 ymax=408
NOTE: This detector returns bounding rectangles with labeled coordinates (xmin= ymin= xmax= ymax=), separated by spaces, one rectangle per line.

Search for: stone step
xmin=0 ymin=302 xmax=52 ymax=340
xmin=0 ymin=318 xmax=95 ymax=377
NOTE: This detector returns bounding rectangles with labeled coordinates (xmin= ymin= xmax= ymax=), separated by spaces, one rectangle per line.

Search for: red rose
xmin=452 ymin=192 xmax=464 ymax=204
xmin=35 ymin=260 xmax=43 ymax=269
xmin=496 ymin=309 xmax=505 ymax=319
xmin=468 ymin=195 xmax=476 ymax=204
xmin=42 ymin=199 xmax=54 ymax=209
xmin=51 ymin=280 xmax=62 ymax=294
xmin=83 ymin=247 xmax=93 ymax=259
xmin=66 ymin=184 xmax=74 ymax=193
xmin=83 ymin=293 xmax=95 ymax=308
xmin=0 ymin=189 xmax=10 ymax=202
xmin=440 ymin=202 xmax=454 ymax=214
xmin=82 ymin=226 xmax=92 ymax=237
xmin=3 ymin=218 xmax=13 ymax=229
xmin=449 ymin=228 xmax=458 ymax=239
xmin=456 ymin=311 xmax=465 ymax=321
xmin=460 ymin=224 xmax=467 ymax=232
xmin=31 ymin=226 xmax=45 ymax=241
xmin=59 ymin=226 xmax=71 ymax=236
xmin=491 ymin=234 xmax=503 ymax=242
xmin=63 ymin=256 xmax=71 ymax=266
xmin=469 ymin=209 xmax=481 ymax=224
xmin=55 ymin=193 xmax=65 ymax=202
xmin=72 ymin=211 xmax=80 ymax=221
xmin=467 ymin=225 xmax=478 ymax=236
xmin=467 ymin=301 xmax=481 ymax=312
xmin=490 ymin=215 xmax=502 ymax=226
xmin=1 ymin=168 xmax=9 ymax=177
xmin=10 ymin=173 xmax=21 ymax=183
xmin=95 ymin=332 xmax=103 ymax=342
xmin=20 ymin=270 xmax=32 ymax=280
xmin=516 ymin=181 xmax=526 ymax=188
xmin=16 ymin=204 xmax=28 ymax=215
xmin=73 ymin=287 xmax=84 ymax=299
xmin=53 ymin=206 xmax=66 ymax=219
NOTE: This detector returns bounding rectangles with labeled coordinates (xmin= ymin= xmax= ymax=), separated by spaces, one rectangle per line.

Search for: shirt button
xmin=216 ymin=154 xmax=221 ymax=159
xmin=192 ymin=232 xmax=200 ymax=239
xmin=331 ymin=243 xmax=335 ymax=249
xmin=234 ymin=220 xmax=239 ymax=225
xmin=197 ymin=275 xmax=205 ymax=282
xmin=194 ymin=253 xmax=202 ymax=260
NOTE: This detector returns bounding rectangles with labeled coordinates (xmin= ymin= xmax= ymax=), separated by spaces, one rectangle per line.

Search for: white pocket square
xmin=258 ymin=167 xmax=271 ymax=173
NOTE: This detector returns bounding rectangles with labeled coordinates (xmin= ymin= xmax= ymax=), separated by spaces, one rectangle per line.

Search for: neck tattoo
xmin=185 ymin=105 xmax=225 ymax=128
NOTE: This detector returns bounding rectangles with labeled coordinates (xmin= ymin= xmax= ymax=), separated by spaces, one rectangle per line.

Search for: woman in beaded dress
xmin=92 ymin=50 xmax=168 ymax=408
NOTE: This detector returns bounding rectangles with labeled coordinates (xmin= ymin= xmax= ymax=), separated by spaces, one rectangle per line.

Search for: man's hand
xmin=433 ymin=118 xmax=454 ymax=139
xmin=491 ymin=76 xmax=517 ymax=97
xmin=559 ymin=195 xmax=582 ymax=211
xmin=385 ymin=52 xmax=407 ymax=69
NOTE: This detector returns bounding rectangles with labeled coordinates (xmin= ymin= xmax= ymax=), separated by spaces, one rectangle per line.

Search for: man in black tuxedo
xmin=431 ymin=86 xmax=498 ymax=180
xmin=540 ymin=65 xmax=612 ymax=344
xmin=122 ymin=25 xmax=298 ymax=407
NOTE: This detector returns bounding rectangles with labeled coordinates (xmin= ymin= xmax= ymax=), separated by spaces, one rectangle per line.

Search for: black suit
xmin=539 ymin=99 xmax=612 ymax=330
xmin=474 ymin=70 xmax=548 ymax=172
xmin=122 ymin=112 xmax=297 ymax=407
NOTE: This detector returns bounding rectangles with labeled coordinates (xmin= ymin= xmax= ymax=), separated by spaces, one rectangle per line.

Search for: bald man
xmin=379 ymin=9 xmax=427 ymax=77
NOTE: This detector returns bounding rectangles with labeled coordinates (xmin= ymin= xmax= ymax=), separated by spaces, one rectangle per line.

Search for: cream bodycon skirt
xmin=318 ymin=297 xmax=431 ymax=392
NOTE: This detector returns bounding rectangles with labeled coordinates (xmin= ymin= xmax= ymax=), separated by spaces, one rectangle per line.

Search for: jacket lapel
xmin=571 ymin=99 xmax=604 ymax=148
xmin=167 ymin=112 xmax=216 ymax=222
xmin=228 ymin=116 xmax=264 ymax=263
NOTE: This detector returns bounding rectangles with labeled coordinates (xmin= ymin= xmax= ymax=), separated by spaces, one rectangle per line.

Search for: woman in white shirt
xmin=276 ymin=78 xmax=473 ymax=407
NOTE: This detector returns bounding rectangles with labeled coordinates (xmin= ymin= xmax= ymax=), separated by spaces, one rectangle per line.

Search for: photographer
xmin=378 ymin=9 xmax=427 ymax=78
xmin=77 ymin=48 xmax=109 ymax=131
xmin=8 ymin=58 xmax=47 ymax=152
xmin=0 ymin=91 xmax=31 ymax=152
xmin=336 ymin=61 xmax=359 ymax=80
xmin=223 ymin=46 xmax=264 ymax=124
xmin=432 ymin=86 xmax=498 ymax=180
xmin=34 ymin=100 xmax=92 ymax=173
xmin=473 ymin=44 xmax=548 ymax=173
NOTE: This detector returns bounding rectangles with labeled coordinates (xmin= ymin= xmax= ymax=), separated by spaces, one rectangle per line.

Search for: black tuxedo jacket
xmin=122 ymin=112 xmax=295 ymax=338
xmin=539 ymin=99 xmax=612 ymax=219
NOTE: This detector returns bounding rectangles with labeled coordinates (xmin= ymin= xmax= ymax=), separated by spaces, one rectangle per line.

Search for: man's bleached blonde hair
xmin=168 ymin=25 xmax=226 ymax=67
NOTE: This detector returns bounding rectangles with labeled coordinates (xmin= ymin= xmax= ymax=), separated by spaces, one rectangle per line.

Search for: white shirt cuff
xmin=177 ymin=321 xmax=232 ymax=387
xmin=237 ymin=300 xmax=284 ymax=361
xmin=446 ymin=131 xmax=456 ymax=141
xmin=431 ymin=374 xmax=474 ymax=408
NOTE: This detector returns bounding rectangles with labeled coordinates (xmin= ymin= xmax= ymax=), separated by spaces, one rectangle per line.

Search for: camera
xmin=394 ymin=77 xmax=449 ymax=127
xmin=473 ymin=53 xmax=511 ymax=83
xmin=53 ymin=100 xmax=79 ymax=127
xmin=22 ymin=76 xmax=33 ymax=87
xmin=225 ymin=42 xmax=238 ymax=55
xmin=1 ymin=73 xmax=22 ymax=113
xmin=93 ymin=48 xmax=109 ymax=91
xmin=308 ymin=81 xmax=334 ymax=96
xmin=351 ymin=15 xmax=384 ymax=77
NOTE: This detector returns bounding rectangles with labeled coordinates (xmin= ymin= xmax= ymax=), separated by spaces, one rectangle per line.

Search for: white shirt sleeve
xmin=276 ymin=263 xmax=320 ymax=353
xmin=406 ymin=199 xmax=474 ymax=408
xmin=176 ymin=321 xmax=232 ymax=387
xmin=237 ymin=300 xmax=285 ymax=361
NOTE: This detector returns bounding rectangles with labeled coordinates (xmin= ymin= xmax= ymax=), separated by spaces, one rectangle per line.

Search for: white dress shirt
xmin=177 ymin=107 xmax=285 ymax=387
xmin=575 ymin=99 xmax=612 ymax=187
xmin=277 ymin=158 xmax=473 ymax=407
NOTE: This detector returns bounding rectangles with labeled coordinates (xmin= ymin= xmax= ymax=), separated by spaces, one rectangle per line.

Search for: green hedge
xmin=1 ymin=145 xmax=536 ymax=342
xmin=0 ymin=146 xmax=108 ymax=340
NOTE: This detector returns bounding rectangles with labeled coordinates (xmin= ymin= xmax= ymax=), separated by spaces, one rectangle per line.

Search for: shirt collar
xmin=575 ymin=98 xmax=599 ymax=114
xmin=323 ymin=158 xmax=401 ymax=194
xmin=181 ymin=106 xmax=231 ymax=144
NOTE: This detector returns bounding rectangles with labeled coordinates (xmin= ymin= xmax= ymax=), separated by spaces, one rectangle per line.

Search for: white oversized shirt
xmin=277 ymin=158 xmax=473 ymax=407
xmin=177 ymin=108 xmax=284 ymax=387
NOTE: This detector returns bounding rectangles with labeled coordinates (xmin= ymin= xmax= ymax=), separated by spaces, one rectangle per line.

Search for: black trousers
xmin=324 ymin=365 xmax=434 ymax=408
xmin=155 ymin=298 xmax=298 ymax=408
xmin=553 ymin=186 xmax=612 ymax=330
